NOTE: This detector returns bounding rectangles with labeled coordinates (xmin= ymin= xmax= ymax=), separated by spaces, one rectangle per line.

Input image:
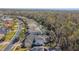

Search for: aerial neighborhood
xmin=0 ymin=9 xmax=79 ymax=51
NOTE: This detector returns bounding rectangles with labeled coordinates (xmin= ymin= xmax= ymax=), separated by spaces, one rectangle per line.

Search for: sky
xmin=0 ymin=0 xmax=79 ymax=9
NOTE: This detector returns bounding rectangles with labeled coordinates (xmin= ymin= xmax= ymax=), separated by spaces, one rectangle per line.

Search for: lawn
xmin=4 ymin=19 xmax=18 ymax=41
xmin=4 ymin=31 xmax=16 ymax=41
xmin=0 ymin=45 xmax=7 ymax=51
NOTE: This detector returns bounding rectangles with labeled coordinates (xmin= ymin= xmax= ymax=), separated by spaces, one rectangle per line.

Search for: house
xmin=32 ymin=38 xmax=45 ymax=46
xmin=2 ymin=16 xmax=14 ymax=28
xmin=0 ymin=28 xmax=6 ymax=39
xmin=32 ymin=36 xmax=47 ymax=47
xmin=4 ymin=20 xmax=13 ymax=28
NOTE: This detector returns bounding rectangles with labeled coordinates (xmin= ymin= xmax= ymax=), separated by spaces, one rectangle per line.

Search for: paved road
xmin=4 ymin=18 xmax=22 ymax=51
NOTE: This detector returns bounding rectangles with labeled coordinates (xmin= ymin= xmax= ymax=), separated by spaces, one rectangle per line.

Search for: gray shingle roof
xmin=0 ymin=28 xmax=6 ymax=34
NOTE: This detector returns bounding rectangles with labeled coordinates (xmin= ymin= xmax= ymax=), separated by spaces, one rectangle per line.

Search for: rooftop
xmin=1 ymin=16 xmax=13 ymax=21
xmin=0 ymin=28 xmax=6 ymax=34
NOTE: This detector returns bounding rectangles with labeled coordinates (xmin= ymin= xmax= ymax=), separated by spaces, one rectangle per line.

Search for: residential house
xmin=0 ymin=28 xmax=7 ymax=40
xmin=2 ymin=16 xmax=14 ymax=28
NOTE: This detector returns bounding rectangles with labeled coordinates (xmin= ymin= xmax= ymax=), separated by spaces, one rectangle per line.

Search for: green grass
xmin=0 ymin=45 xmax=7 ymax=51
xmin=4 ymin=19 xmax=18 ymax=41
xmin=4 ymin=31 xmax=16 ymax=41
xmin=19 ymin=18 xmax=27 ymax=41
